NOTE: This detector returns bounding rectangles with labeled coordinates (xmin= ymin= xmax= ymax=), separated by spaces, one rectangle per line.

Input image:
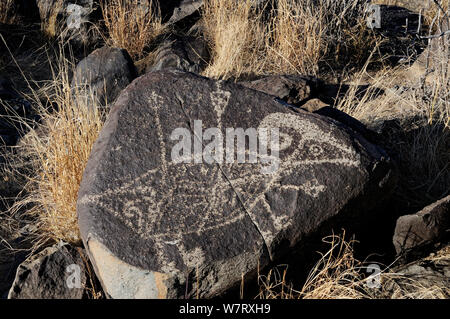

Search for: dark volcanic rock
xmin=77 ymin=70 xmax=396 ymax=298
xmin=71 ymin=46 xmax=137 ymax=107
xmin=239 ymin=75 xmax=320 ymax=107
xmin=313 ymin=106 xmax=381 ymax=145
xmin=147 ymin=35 xmax=210 ymax=74
xmin=8 ymin=243 xmax=88 ymax=299
xmin=393 ymin=195 xmax=450 ymax=255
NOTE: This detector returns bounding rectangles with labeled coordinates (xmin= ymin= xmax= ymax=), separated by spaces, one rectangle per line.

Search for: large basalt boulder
xmin=77 ymin=70 xmax=396 ymax=299
xmin=393 ymin=195 xmax=450 ymax=255
xmin=71 ymin=46 xmax=137 ymax=107
xmin=8 ymin=243 xmax=88 ymax=299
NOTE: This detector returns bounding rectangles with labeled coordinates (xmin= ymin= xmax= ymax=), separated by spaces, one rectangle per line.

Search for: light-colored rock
xmin=393 ymin=195 xmax=450 ymax=254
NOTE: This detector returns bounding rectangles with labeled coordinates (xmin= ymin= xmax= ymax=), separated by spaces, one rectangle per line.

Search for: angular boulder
xmin=239 ymin=75 xmax=320 ymax=107
xmin=393 ymin=195 xmax=450 ymax=255
xmin=8 ymin=243 xmax=88 ymax=299
xmin=71 ymin=46 xmax=137 ymax=107
xmin=147 ymin=35 xmax=210 ymax=74
xmin=77 ymin=70 xmax=395 ymax=299
xmin=166 ymin=0 xmax=203 ymax=25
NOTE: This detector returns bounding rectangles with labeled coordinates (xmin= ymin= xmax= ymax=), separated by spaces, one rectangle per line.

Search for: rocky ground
xmin=0 ymin=0 xmax=449 ymax=299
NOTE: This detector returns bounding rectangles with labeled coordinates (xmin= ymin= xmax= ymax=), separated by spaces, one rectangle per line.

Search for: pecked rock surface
xmin=77 ymin=70 xmax=396 ymax=299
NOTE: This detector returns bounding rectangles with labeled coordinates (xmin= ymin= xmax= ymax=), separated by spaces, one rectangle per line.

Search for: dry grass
xmin=100 ymin=0 xmax=166 ymax=60
xmin=265 ymin=0 xmax=326 ymax=75
xmin=334 ymin=23 xmax=449 ymax=208
xmin=257 ymin=234 xmax=371 ymax=299
xmin=201 ymin=0 xmax=267 ymax=79
xmin=256 ymin=233 xmax=449 ymax=299
xmin=202 ymin=0 xmax=376 ymax=80
xmin=336 ymin=92 xmax=449 ymax=209
xmin=4 ymin=51 xmax=104 ymax=248
xmin=425 ymin=1 xmax=449 ymax=29
xmin=0 ymin=0 xmax=447 ymax=299
xmin=0 ymin=0 xmax=16 ymax=24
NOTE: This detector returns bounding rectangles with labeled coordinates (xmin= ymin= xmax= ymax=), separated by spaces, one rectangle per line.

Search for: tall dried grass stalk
xmin=0 ymin=0 xmax=15 ymax=24
xmin=100 ymin=0 xmax=165 ymax=60
xmin=202 ymin=0 xmax=373 ymax=80
xmin=5 ymin=51 xmax=104 ymax=248
xmin=257 ymin=234 xmax=449 ymax=299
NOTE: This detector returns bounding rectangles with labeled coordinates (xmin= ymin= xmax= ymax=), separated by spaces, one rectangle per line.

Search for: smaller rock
xmin=301 ymin=98 xmax=328 ymax=113
xmin=147 ymin=35 xmax=210 ymax=74
xmin=408 ymin=18 xmax=449 ymax=85
xmin=239 ymin=75 xmax=320 ymax=107
xmin=71 ymin=46 xmax=137 ymax=107
xmin=373 ymin=245 xmax=450 ymax=299
xmin=166 ymin=0 xmax=203 ymax=25
xmin=8 ymin=243 xmax=88 ymax=299
xmin=393 ymin=195 xmax=450 ymax=255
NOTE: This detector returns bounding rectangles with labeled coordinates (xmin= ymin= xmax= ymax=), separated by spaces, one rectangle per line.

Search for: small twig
xmin=419 ymin=29 xmax=450 ymax=39
xmin=417 ymin=9 xmax=422 ymax=34
xmin=431 ymin=0 xmax=450 ymax=32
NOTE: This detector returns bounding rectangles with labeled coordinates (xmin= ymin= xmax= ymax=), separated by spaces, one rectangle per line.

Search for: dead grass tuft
xmin=257 ymin=234 xmax=373 ymax=299
xmin=334 ymin=12 xmax=449 ymax=208
xmin=265 ymin=0 xmax=326 ymax=75
xmin=0 ymin=0 xmax=16 ymax=24
xmin=4 ymin=49 xmax=104 ymax=248
xmin=256 ymin=233 xmax=449 ymax=299
xmin=201 ymin=0 xmax=267 ymax=79
xmin=100 ymin=0 xmax=166 ymax=60
xmin=202 ymin=0 xmax=377 ymax=80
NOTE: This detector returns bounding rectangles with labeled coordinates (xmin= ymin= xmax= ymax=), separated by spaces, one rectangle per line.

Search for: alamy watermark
xmin=66 ymin=264 xmax=82 ymax=289
xmin=366 ymin=4 xmax=381 ymax=29
xmin=170 ymin=120 xmax=280 ymax=174
xmin=365 ymin=264 xmax=382 ymax=289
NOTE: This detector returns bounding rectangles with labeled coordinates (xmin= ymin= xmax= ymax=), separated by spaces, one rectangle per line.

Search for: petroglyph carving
xmin=79 ymin=85 xmax=361 ymax=273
